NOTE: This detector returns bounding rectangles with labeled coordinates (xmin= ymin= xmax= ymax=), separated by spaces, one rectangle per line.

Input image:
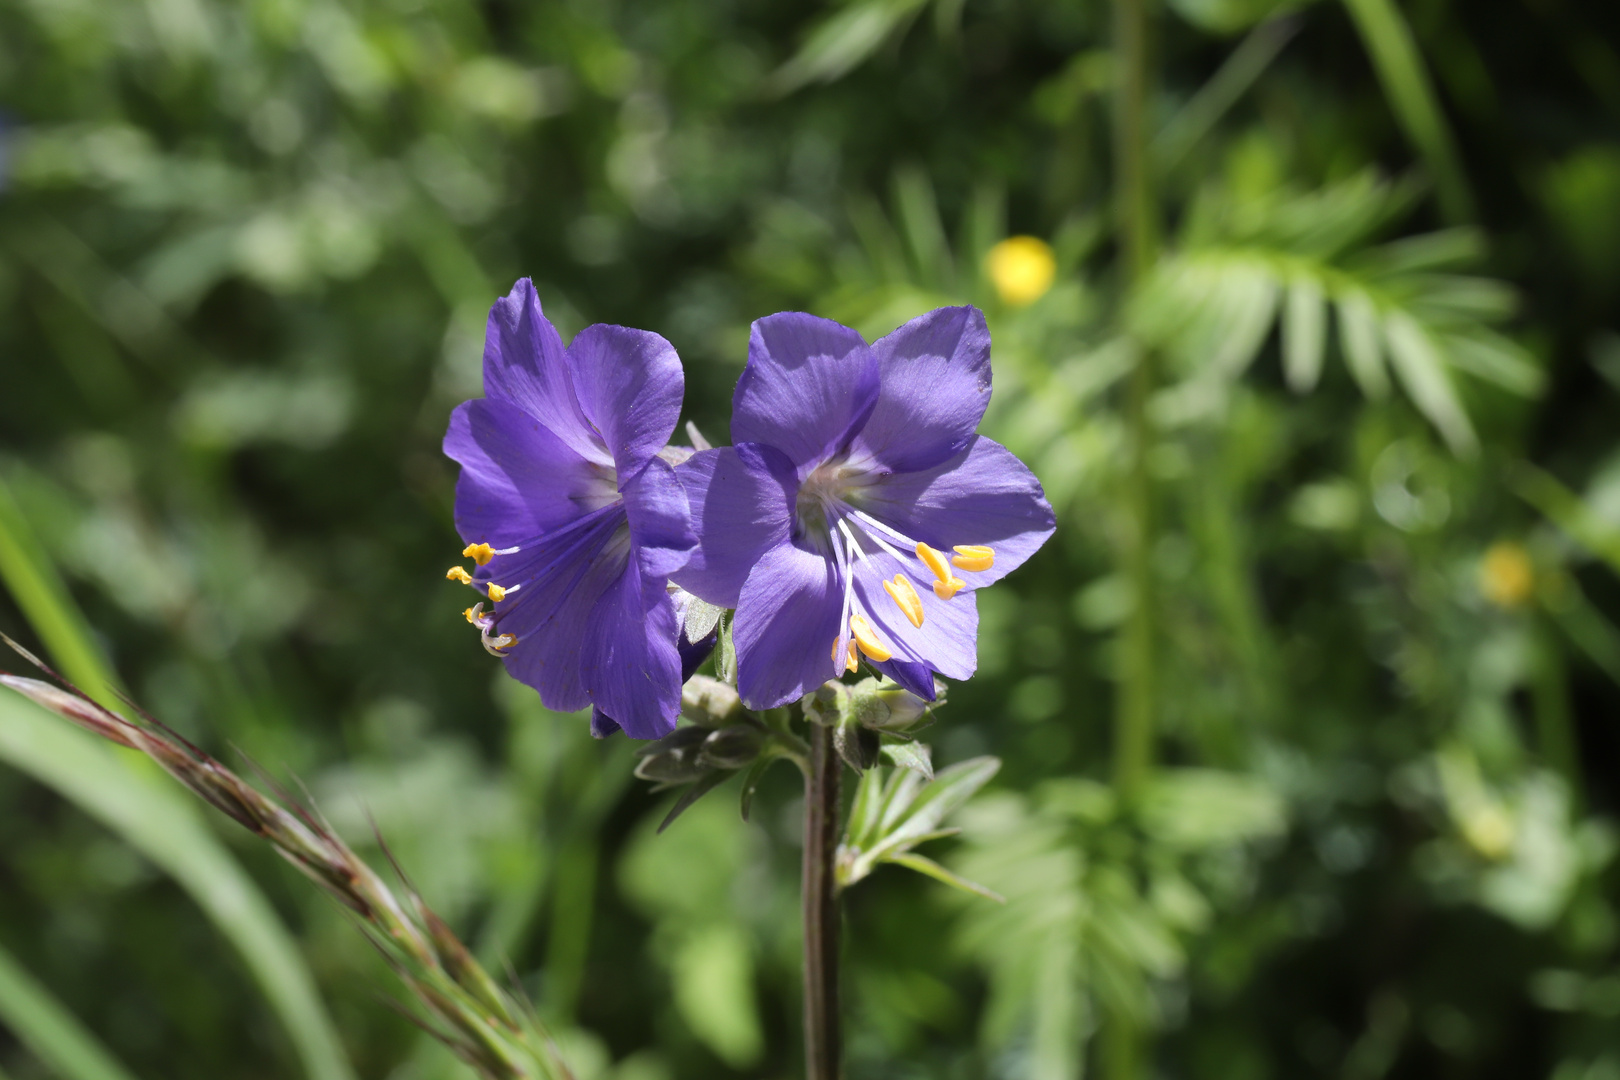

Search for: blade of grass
xmin=1508 ymin=462 xmax=1620 ymax=575
xmin=0 ymin=477 xmax=355 ymax=1080
xmin=1341 ymin=0 xmax=1474 ymax=222
xmin=1152 ymin=15 xmax=1301 ymax=175
xmin=0 ymin=939 xmax=141 ymax=1080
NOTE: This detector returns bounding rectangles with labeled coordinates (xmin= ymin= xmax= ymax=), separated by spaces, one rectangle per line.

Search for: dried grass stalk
xmin=0 ymin=636 xmax=572 ymax=1080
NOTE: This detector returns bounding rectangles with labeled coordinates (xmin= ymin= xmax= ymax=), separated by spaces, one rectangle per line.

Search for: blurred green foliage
xmin=2 ymin=0 xmax=1619 ymax=1078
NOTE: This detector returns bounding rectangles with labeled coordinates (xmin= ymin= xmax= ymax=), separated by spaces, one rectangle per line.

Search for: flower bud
xmin=681 ymin=674 xmax=742 ymax=727
xmin=845 ymin=678 xmax=943 ymax=732
xmin=867 ymin=683 xmax=937 ymax=730
xmin=699 ymin=723 xmax=765 ymax=769
xmin=632 ymin=726 xmax=714 ymax=784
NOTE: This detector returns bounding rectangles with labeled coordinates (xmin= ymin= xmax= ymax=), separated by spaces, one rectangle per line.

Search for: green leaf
xmin=715 ymin=611 xmax=738 ymax=685
xmin=1383 ymin=310 xmax=1478 ymax=456
xmin=1282 ymin=274 xmax=1326 ymax=392
xmin=1167 ymin=0 xmax=1312 ymax=35
xmin=882 ymin=756 xmax=1001 ymax=852
xmin=1341 ymin=0 xmax=1474 ymax=222
xmin=842 ymin=757 xmax=1004 ymax=893
xmin=1153 ymin=14 xmax=1303 ymax=174
xmin=845 ymin=766 xmax=886 ymax=848
xmin=737 ymin=755 xmax=773 ymax=822
xmin=1336 ymin=289 xmax=1390 ymax=399
xmin=888 ymin=852 xmax=1004 ymax=903
xmin=1355 ymin=227 xmax=1484 ymax=276
xmin=0 ymin=940 xmax=140 ymax=1080
xmin=1139 ymin=768 xmax=1286 ymax=850
xmin=669 ymin=924 xmax=763 ymax=1068
xmin=1210 ymin=264 xmax=1280 ymax=376
xmin=841 ymin=758 xmax=1002 ymax=888
xmin=0 ymin=479 xmax=354 ymax=1080
xmin=893 ymin=165 xmax=953 ymax=291
xmin=1510 ymin=463 xmax=1620 ymax=576
xmin=657 ymin=770 xmax=732 ymax=834
xmin=766 ymin=0 xmax=930 ymax=95
xmin=878 ymin=738 xmax=933 ymax=779
xmin=1446 ymin=330 xmax=1542 ymax=396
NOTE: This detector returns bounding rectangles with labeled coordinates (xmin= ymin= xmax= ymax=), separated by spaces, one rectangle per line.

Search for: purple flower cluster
xmin=443 ymin=280 xmax=1054 ymax=737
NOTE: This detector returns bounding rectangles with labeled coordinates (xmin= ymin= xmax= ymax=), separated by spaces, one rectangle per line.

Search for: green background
xmin=1 ymin=0 xmax=1618 ymax=1077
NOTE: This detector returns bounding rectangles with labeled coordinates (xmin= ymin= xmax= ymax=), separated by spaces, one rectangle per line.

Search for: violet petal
xmin=445 ymin=398 xmax=607 ymax=548
xmin=580 ymin=558 xmax=682 ymax=739
xmin=621 ymin=456 xmax=696 ymax=580
xmin=671 ymin=444 xmax=798 ymax=607
xmin=848 ymin=305 xmax=992 ymax=474
xmin=732 ymin=312 xmax=879 ymax=471
xmin=566 ymin=323 xmax=685 ymax=477
xmin=733 ymin=540 xmax=844 ymax=710
xmin=855 ymin=435 xmax=1055 ymax=588
xmin=481 ymin=279 xmax=608 ymax=466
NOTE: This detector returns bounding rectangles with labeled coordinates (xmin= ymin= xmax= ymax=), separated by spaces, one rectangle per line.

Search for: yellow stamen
xmin=849 ymin=614 xmax=893 ymax=662
xmin=916 ymin=542 xmax=952 ymax=583
xmin=933 ymin=576 xmax=965 ymax=601
xmin=463 ymin=607 xmax=477 ymax=623
xmin=491 ymin=634 xmax=517 ymax=650
xmin=831 ymin=636 xmax=858 ymax=673
xmin=951 ymin=544 xmax=995 ymax=573
xmin=446 ymin=566 xmax=473 ymax=585
xmin=882 ymin=575 xmax=925 ymax=628
xmin=463 ymin=542 xmax=497 ymax=566
xmin=487 ymin=583 xmax=507 ymax=602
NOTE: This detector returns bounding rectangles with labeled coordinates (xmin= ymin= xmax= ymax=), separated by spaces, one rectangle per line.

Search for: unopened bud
xmin=833 ymin=715 xmax=880 ymax=773
xmin=842 ymin=678 xmax=942 ymax=732
xmin=700 ymin=723 xmax=765 ymax=769
xmin=802 ymin=681 xmax=849 ymax=727
xmin=681 ymin=674 xmax=742 ymax=727
xmin=633 ymin=726 xmax=714 ymax=784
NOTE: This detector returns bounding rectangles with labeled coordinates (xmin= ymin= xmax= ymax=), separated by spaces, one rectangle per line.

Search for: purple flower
xmin=443 ymin=279 xmax=696 ymax=739
xmin=672 ymin=307 xmax=1055 ymax=709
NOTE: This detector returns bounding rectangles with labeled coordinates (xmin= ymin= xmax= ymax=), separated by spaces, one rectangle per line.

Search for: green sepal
xmin=887 ymin=852 xmax=1004 ymax=903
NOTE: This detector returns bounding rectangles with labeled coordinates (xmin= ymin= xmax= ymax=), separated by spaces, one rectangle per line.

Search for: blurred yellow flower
xmin=1461 ymin=804 xmax=1516 ymax=861
xmin=985 ymin=236 xmax=1056 ymax=307
xmin=1480 ymin=541 xmax=1535 ymax=608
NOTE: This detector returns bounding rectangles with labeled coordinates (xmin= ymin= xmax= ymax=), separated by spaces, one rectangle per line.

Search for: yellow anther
xmin=882 ymin=575 xmax=925 ymax=628
xmin=463 ymin=607 xmax=477 ymax=623
xmin=951 ymin=544 xmax=995 ymax=573
xmin=463 ymin=542 xmax=497 ymax=566
xmin=831 ymin=636 xmax=858 ymax=674
xmin=446 ymin=566 xmax=473 ymax=585
xmin=492 ymin=634 xmax=517 ymax=651
xmin=933 ymin=576 xmax=965 ymax=601
xmin=916 ymin=542 xmax=952 ymax=583
xmin=486 ymin=583 xmax=507 ymax=602
xmin=849 ymin=614 xmax=893 ymax=662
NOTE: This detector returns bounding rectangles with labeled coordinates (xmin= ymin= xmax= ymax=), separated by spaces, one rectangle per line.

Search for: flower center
xmin=577 ymin=462 xmax=622 ymax=513
xmin=795 ymin=460 xmax=862 ymax=550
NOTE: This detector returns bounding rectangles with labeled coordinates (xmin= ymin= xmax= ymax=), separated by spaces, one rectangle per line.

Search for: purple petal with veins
xmin=443 ymin=278 xmax=696 ymax=737
xmin=677 ymin=305 xmax=1054 ymax=709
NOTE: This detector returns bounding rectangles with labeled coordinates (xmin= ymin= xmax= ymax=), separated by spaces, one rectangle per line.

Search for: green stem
xmin=1532 ymin=615 xmax=1582 ymax=805
xmin=802 ymin=721 xmax=842 ymax=1080
xmin=1109 ymin=0 xmax=1157 ymax=1074
xmin=1112 ymin=0 xmax=1157 ymax=807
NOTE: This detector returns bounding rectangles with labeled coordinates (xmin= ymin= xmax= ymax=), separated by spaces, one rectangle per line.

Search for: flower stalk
xmin=1109 ymin=0 xmax=1158 ymax=1074
xmin=802 ymin=716 xmax=843 ymax=1080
